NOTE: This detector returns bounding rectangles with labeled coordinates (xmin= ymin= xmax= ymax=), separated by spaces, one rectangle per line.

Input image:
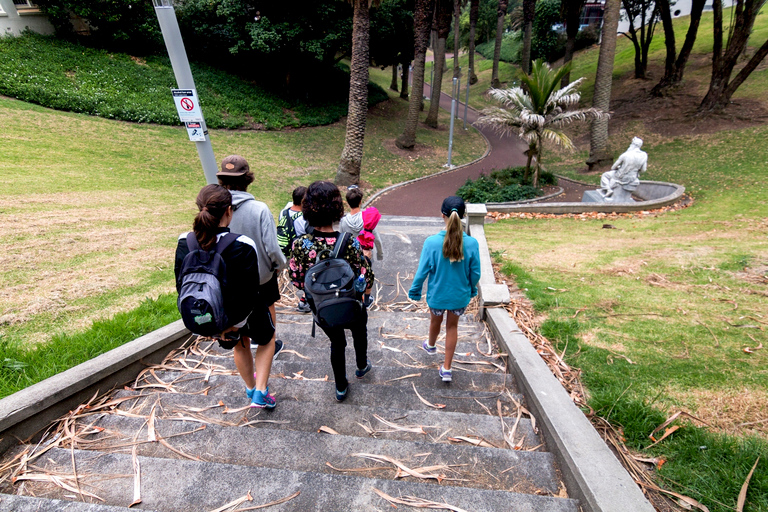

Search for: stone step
xmin=135 ymin=371 xmax=526 ymax=418
xmin=18 ymin=447 xmax=579 ymax=512
xmin=0 ymin=494 xmax=152 ymax=512
xmin=168 ymin=355 xmax=511 ymax=393
xmin=84 ymin=415 xmax=559 ymax=494
xmin=114 ymin=390 xmax=540 ymax=449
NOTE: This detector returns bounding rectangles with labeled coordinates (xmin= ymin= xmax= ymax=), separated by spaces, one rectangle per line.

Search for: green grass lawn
xmin=0 ymin=56 xmax=485 ymax=397
xmin=482 ymin=8 xmax=768 ymax=512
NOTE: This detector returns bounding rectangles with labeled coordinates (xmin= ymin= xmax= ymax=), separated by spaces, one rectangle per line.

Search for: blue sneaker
xmin=336 ymin=382 xmax=349 ymax=402
xmin=251 ymin=387 xmax=276 ymax=409
xmin=246 ymin=386 xmax=256 ymax=401
xmin=355 ymin=360 xmax=372 ymax=379
xmin=422 ymin=340 xmax=437 ymax=355
xmin=439 ymin=365 xmax=452 ymax=382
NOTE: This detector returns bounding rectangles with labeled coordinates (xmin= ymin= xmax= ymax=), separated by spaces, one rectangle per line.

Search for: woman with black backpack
xmin=175 ymin=184 xmax=277 ymax=408
xmin=288 ymin=181 xmax=374 ymax=402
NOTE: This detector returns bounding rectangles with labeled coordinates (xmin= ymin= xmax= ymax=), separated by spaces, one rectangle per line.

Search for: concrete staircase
xmin=0 ymin=216 xmax=593 ymax=511
xmin=0 ymin=310 xmax=580 ymax=511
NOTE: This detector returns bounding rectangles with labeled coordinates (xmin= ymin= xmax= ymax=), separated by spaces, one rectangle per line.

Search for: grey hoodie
xmin=229 ymin=190 xmax=287 ymax=284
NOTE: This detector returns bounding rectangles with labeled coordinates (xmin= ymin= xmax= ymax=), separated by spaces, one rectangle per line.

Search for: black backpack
xmin=177 ymin=232 xmax=237 ymax=337
xmin=276 ymin=208 xmax=297 ymax=257
xmin=304 ymin=232 xmax=362 ymax=337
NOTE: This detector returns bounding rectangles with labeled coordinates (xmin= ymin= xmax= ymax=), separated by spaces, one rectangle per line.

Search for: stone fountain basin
xmin=485 ymin=180 xmax=685 ymax=214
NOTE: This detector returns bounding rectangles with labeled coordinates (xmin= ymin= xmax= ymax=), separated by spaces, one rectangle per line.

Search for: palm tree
xmin=491 ymin=0 xmax=509 ymax=88
xmin=477 ymin=60 xmax=607 ymax=188
xmin=336 ymin=0 xmax=380 ymax=186
xmin=468 ymin=0 xmax=479 ymax=84
xmin=520 ymin=0 xmax=536 ymax=74
xmin=586 ymin=0 xmax=620 ymax=170
xmin=396 ymin=0 xmax=436 ymax=149
xmin=425 ymin=0 xmax=453 ymax=128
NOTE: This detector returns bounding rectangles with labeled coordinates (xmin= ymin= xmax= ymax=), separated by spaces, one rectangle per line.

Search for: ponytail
xmin=442 ymin=211 xmax=464 ymax=262
xmin=193 ymin=184 xmax=231 ymax=251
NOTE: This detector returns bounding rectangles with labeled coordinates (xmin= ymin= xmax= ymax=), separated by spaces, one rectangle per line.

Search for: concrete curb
xmin=0 ymin=320 xmax=190 ymax=454
xmin=467 ymin=206 xmax=655 ymax=512
xmin=486 ymin=181 xmax=685 ymax=214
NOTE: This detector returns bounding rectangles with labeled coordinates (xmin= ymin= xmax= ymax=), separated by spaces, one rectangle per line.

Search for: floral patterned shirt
xmin=289 ymin=231 xmax=374 ymax=291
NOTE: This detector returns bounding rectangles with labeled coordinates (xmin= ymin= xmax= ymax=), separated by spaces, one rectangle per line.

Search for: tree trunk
xmin=468 ymin=0 xmax=479 ymax=84
xmin=586 ymin=0 xmax=620 ymax=170
xmin=336 ymin=1 xmax=371 ymax=186
xmin=426 ymin=37 xmax=447 ymax=127
xmin=561 ymin=0 xmax=584 ymax=87
xmin=699 ymin=0 xmax=766 ymax=113
xmin=491 ymin=0 xmax=508 ymax=88
xmin=453 ymin=0 xmax=461 ymax=78
xmin=400 ymin=60 xmax=410 ymax=98
xmin=426 ymin=0 xmax=453 ymax=128
xmin=396 ymin=0 xmax=435 ymax=149
xmin=652 ymin=0 xmax=705 ymax=95
xmin=390 ymin=65 xmax=399 ymax=91
xmin=653 ymin=0 xmax=676 ymax=87
xmin=521 ymin=0 xmax=536 ymax=74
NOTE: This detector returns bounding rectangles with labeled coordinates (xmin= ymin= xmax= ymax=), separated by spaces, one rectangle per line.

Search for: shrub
xmin=476 ymin=32 xmax=521 ymax=64
xmin=456 ymin=166 xmax=556 ymax=203
xmin=0 ymin=33 xmax=386 ymax=130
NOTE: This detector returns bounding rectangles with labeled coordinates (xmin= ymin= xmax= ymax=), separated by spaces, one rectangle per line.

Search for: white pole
xmin=446 ymin=77 xmax=457 ymax=168
xmin=153 ymin=0 xmax=218 ymax=184
xmin=464 ymin=67 xmax=471 ymax=130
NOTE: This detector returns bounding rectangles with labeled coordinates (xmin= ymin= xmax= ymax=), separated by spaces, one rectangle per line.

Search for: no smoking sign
xmin=171 ymin=89 xmax=203 ymax=122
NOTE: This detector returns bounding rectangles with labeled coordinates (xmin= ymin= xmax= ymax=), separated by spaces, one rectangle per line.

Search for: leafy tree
xmin=425 ymin=0 xmax=453 ymax=128
xmin=620 ymin=0 xmax=659 ymax=79
xmin=531 ymin=0 xmax=562 ymax=63
xmin=491 ymin=0 xmax=510 ymax=87
xmin=371 ymin=0 xmax=415 ymax=96
xmin=336 ymin=0 xmax=381 ymax=186
xmin=477 ymin=60 xmax=606 ymax=187
xmin=34 ymin=0 xmax=161 ymax=54
xmin=698 ymin=0 xmax=768 ymax=112
xmin=587 ymin=0 xmax=620 ymax=170
xmin=396 ymin=0 xmax=436 ymax=149
xmin=651 ymin=0 xmax=706 ymax=95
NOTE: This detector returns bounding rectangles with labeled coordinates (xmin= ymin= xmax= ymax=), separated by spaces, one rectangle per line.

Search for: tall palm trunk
xmin=426 ymin=0 xmax=453 ymax=128
xmin=453 ymin=0 xmax=461 ymax=78
xmin=400 ymin=60 xmax=410 ymax=98
xmin=396 ymin=0 xmax=436 ymax=149
xmin=336 ymin=1 xmax=371 ymax=186
xmin=491 ymin=0 xmax=508 ymax=88
xmin=561 ymin=0 xmax=584 ymax=87
xmin=390 ymin=65 xmax=399 ymax=91
xmin=468 ymin=0 xmax=479 ymax=84
xmin=521 ymin=0 xmax=536 ymax=74
xmin=586 ymin=0 xmax=620 ymax=170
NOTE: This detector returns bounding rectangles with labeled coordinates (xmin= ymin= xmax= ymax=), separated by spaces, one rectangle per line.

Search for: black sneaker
xmin=296 ymin=299 xmax=311 ymax=313
xmin=336 ymin=381 xmax=349 ymax=402
xmin=273 ymin=339 xmax=284 ymax=359
xmin=355 ymin=360 xmax=372 ymax=379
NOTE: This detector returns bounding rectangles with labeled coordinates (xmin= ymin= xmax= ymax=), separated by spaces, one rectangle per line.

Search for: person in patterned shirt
xmin=289 ymin=181 xmax=374 ymax=402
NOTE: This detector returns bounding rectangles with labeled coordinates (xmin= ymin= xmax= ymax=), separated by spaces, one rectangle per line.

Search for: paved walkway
xmin=370 ymin=83 xmax=529 ymax=217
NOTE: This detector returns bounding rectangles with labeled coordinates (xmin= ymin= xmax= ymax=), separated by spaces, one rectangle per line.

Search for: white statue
xmin=599 ymin=137 xmax=648 ymax=202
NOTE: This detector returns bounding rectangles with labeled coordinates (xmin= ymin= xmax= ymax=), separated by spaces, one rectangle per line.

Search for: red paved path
xmin=370 ymin=84 xmax=529 ymax=216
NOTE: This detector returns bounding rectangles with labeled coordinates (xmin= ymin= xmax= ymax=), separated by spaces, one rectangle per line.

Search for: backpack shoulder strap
xmin=215 ymin=232 xmax=238 ymax=255
xmin=331 ymin=232 xmax=350 ymax=259
xmin=186 ymin=232 xmax=200 ymax=252
xmin=285 ymin=209 xmax=296 ymax=232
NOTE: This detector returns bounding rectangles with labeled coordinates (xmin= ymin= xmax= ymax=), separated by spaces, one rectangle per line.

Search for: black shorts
xmin=259 ymin=272 xmax=280 ymax=307
xmin=239 ymin=307 xmax=276 ymax=346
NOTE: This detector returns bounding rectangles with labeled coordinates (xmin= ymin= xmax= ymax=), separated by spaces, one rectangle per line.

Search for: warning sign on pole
xmin=171 ymin=89 xmax=203 ymax=122
xmin=185 ymin=121 xmax=206 ymax=142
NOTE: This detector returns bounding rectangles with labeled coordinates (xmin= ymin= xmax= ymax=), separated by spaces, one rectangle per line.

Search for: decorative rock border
xmin=486 ymin=180 xmax=685 ymax=214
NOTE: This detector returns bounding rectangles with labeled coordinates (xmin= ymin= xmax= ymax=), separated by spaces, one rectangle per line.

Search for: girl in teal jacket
xmin=408 ymin=196 xmax=481 ymax=382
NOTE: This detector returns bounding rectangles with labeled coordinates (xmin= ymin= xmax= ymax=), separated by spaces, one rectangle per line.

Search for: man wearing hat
xmin=217 ymin=155 xmax=286 ymax=356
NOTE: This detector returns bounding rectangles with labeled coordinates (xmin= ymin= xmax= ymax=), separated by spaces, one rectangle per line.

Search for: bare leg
xmin=233 ymin=339 xmax=255 ymax=389
xmin=253 ymin=337 xmax=275 ymax=391
xmin=428 ymin=312 xmax=443 ymax=347
xmin=443 ymin=313 xmax=460 ymax=370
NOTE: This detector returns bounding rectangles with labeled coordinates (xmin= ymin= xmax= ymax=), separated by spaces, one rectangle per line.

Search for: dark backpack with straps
xmin=177 ymin=232 xmax=237 ymax=337
xmin=276 ymin=208 xmax=298 ymax=257
xmin=304 ymin=232 xmax=363 ymax=336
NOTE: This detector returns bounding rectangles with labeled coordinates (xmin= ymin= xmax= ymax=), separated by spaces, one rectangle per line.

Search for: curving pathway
xmin=370 ymin=83 xmax=528 ymax=216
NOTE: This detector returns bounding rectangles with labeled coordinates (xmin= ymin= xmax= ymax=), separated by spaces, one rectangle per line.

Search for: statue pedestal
xmin=582 ymin=189 xmax=636 ymax=203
